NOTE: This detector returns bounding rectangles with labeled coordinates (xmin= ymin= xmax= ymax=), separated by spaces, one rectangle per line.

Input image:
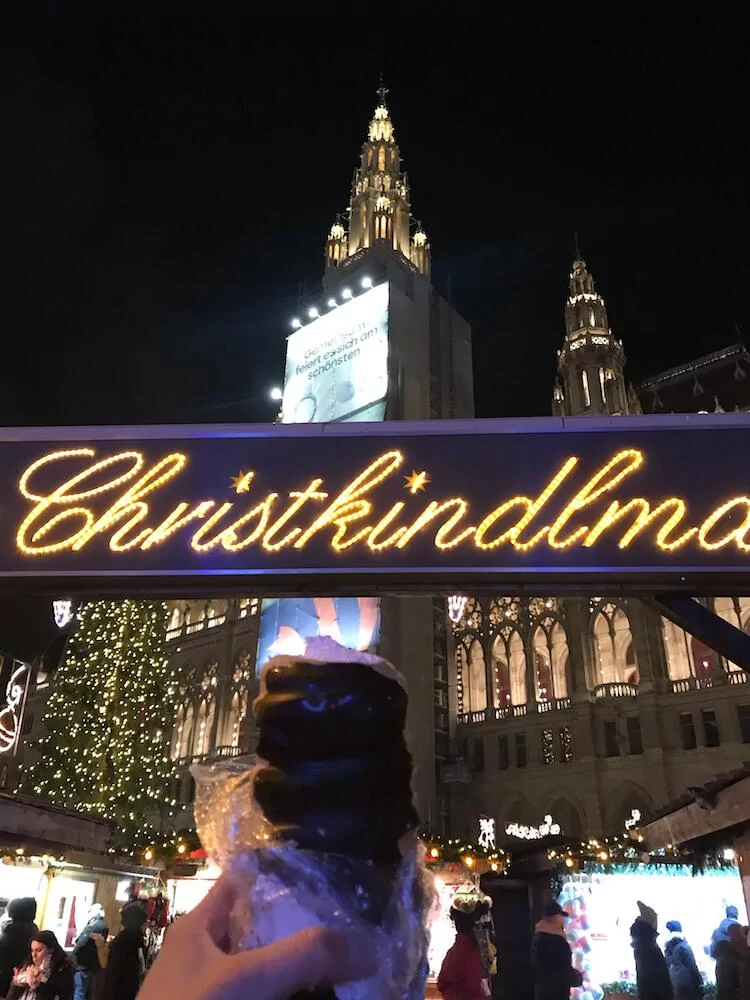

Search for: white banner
xmin=281 ymin=283 xmax=389 ymax=424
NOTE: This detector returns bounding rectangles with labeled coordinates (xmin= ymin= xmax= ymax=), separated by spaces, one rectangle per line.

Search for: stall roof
xmin=640 ymin=762 xmax=750 ymax=849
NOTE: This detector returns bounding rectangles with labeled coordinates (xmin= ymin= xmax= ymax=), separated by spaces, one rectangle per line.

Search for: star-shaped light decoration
xmin=230 ymin=471 xmax=254 ymax=494
xmin=404 ymin=469 xmax=430 ymax=494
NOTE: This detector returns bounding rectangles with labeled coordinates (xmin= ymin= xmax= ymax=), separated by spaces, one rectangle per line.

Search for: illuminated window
xmin=533 ymin=628 xmax=552 ymax=703
xmin=178 ymin=703 xmax=194 ymax=758
xmin=491 ymin=632 xmax=526 ymax=708
xmin=593 ymin=605 xmax=638 ymax=685
xmin=714 ymin=597 xmax=750 ymax=672
xmin=589 ymin=309 xmax=596 ymax=327
xmin=661 ymin=618 xmax=716 ymax=680
xmin=581 ymin=370 xmax=591 ymax=408
xmin=468 ymin=640 xmax=487 ymax=712
xmin=378 ymin=147 xmax=386 ymax=172
xmin=599 ymin=367 xmax=607 ymax=405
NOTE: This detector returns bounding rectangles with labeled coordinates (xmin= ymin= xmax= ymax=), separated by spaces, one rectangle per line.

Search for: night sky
xmin=2 ymin=9 xmax=748 ymax=427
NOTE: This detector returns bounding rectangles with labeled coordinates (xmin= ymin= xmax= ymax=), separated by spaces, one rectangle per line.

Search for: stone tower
xmin=324 ymin=85 xmax=430 ymax=282
xmin=552 ymin=254 xmax=635 ymax=416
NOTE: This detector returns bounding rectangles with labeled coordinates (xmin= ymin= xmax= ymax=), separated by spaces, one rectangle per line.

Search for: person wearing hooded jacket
xmin=664 ymin=920 xmax=703 ymax=1000
xmin=532 ymin=901 xmax=583 ymax=1000
xmin=99 ymin=904 xmax=147 ymax=1000
xmin=72 ymin=904 xmax=109 ymax=1000
xmin=0 ymin=897 xmax=39 ymax=998
xmin=631 ymin=902 xmax=673 ymax=1000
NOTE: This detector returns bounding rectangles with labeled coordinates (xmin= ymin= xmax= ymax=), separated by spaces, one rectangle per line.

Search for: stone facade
xmin=451 ymin=257 xmax=750 ymax=841
xmin=163 ymin=597 xmax=260 ymax=827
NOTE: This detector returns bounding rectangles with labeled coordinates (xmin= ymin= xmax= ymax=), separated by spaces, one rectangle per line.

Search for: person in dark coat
xmin=0 ymin=897 xmax=39 ymax=998
xmin=6 ymin=929 xmax=73 ymax=1000
xmin=665 ymin=920 xmax=703 ymax=1000
xmin=72 ymin=904 xmax=109 ymax=1000
xmin=714 ymin=923 xmax=749 ymax=1000
xmin=533 ymin=901 xmax=583 ymax=1000
xmin=99 ymin=903 xmax=147 ymax=1000
xmin=631 ymin=903 xmax=673 ymax=1000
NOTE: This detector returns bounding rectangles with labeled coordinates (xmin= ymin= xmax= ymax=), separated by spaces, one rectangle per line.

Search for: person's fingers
xmin=215 ymin=926 xmax=377 ymax=1000
xmin=181 ymin=875 xmax=237 ymax=949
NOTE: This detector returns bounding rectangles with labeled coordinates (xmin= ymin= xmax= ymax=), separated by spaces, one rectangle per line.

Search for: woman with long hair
xmin=5 ymin=929 xmax=74 ymax=1000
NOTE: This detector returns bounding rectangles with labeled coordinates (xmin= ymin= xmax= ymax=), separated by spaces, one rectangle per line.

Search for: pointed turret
xmin=323 ymin=84 xmax=429 ymax=279
xmin=552 ymin=254 xmax=637 ymax=416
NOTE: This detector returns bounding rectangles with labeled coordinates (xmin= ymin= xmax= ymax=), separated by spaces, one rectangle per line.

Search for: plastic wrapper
xmin=192 ymin=638 xmax=436 ymax=1000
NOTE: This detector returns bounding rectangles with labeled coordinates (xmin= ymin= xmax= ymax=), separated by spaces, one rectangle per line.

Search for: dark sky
xmin=1 ymin=9 xmax=748 ymax=425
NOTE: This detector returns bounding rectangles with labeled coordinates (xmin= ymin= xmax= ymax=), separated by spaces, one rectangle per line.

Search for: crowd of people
xmin=0 ymin=892 xmax=175 ymax=1000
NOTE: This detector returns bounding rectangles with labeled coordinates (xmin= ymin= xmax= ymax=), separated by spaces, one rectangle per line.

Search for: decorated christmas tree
xmin=23 ymin=599 xmax=177 ymax=848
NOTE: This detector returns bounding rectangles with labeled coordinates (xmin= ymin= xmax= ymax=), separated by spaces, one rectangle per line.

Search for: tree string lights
xmin=22 ymin=600 xmax=178 ymax=851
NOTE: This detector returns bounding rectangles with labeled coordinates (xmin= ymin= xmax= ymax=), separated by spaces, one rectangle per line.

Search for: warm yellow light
xmin=430 ymin=847 xmax=439 ymax=859
xmin=490 ymin=862 xmax=499 ymax=871
xmin=599 ymin=851 xmax=608 ymax=861
xmin=463 ymin=855 xmax=474 ymax=868
xmin=177 ymin=844 xmax=186 ymax=855
xmin=14 ymin=446 xmax=750 ymax=562
xmin=565 ymin=858 xmax=574 ymax=868
xmin=144 ymin=848 xmax=154 ymax=861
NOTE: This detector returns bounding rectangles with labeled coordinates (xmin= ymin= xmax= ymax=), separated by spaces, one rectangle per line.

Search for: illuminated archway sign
xmin=0 ymin=414 xmax=749 ymax=592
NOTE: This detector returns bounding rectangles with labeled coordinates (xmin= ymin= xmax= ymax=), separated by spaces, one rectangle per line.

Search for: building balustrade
xmin=593 ymin=682 xmax=638 ymax=699
xmin=457 ymin=697 xmax=571 ymax=726
xmin=669 ymin=676 xmax=713 ymax=694
xmin=175 ymin=744 xmax=245 ymax=768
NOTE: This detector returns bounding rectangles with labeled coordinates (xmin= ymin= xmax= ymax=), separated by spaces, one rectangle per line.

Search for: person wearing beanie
xmin=437 ymin=902 xmax=490 ymax=1000
xmin=6 ymin=928 xmax=73 ymax=1000
xmin=711 ymin=907 xmax=743 ymax=959
xmin=630 ymin=904 xmax=672 ymax=1000
xmin=99 ymin=904 xmax=147 ymax=1000
xmin=0 ymin=897 xmax=39 ymax=997
xmin=665 ymin=919 xmax=703 ymax=1000
xmin=533 ymin=901 xmax=583 ymax=1000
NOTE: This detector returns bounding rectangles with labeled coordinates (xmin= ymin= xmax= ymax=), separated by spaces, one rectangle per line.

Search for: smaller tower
xmin=325 ymin=216 xmax=348 ymax=269
xmin=552 ymin=254 xmax=635 ymax=416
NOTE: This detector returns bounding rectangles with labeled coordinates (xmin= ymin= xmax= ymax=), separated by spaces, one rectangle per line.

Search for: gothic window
xmin=533 ymin=628 xmax=553 ymax=702
xmin=532 ymin=623 xmax=570 ymax=701
xmin=225 ymin=690 xmax=248 ymax=748
xmin=491 ymin=631 xmax=526 ymax=708
xmin=589 ymin=309 xmax=596 ymax=327
xmin=179 ymin=703 xmax=194 ymax=758
xmin=168 ymin=606 xmax=183 ymax=635
xmin=715 ymin=598 xmax=750 ymax=671
xmin=593 ymin=604 xmax=638 ymax=685
xmin=468 ymin=640 xmax=487 ymax=712
xmin=661 ymin=618 xmax=716 ymax=680
xmin=171 ymin=705 xmax=185 ymax=760
xmin=599 ymin=367 xmax=607 ymax=405
xmin=367 ymin=149 xmax=372 ymax=166
xmin=581 ymin=370 xmax=591 ymax=408
xmin=550 ymin=622 xmax=570 ymax=699
xmin=378 ymin=147 xmax=386 ymax=172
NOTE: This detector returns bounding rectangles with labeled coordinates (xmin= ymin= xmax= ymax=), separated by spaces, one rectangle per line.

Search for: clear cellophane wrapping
xmin=193 ymin=758 xmax=435 ymax=1000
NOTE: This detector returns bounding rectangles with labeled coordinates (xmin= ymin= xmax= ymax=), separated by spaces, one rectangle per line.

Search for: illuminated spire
xmin=553 ymin=255 xmax=635 ymax=417
xmin=323 ymin=84 xmax=430 ymax=277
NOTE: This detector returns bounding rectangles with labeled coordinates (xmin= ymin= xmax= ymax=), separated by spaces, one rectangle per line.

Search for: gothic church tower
xmin=324 ymin=85 xmax=430 ymax=282
xmin=552 ymin=255 xmax=638 ymax=416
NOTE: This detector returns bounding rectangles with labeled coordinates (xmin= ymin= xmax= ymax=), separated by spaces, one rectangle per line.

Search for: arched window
xmin=593 ymin=605 xmax=638 ymax=685
xmin=171 ymin=705 xmax=185 ymax=760
xmin=533 ymin=628 xmax=553 ymax=703
xmin=179 ymin=703 xmax=194 ymax=758
xmin=468 ymin=640 xmax=487 ymax=713
xmin=661 ymin=617 xmax=716 ymax=680
xmin=194 ymin=700 xmax=214 ymax=757
xmin=168 ymin=606 xmax=183 ymax=635
xmin=715 ymin=598 xmax=750 ymax=671
xmin=377 ymin=147 xmax=386 ymax=172
xmin=550 ymin=622 xmax=570 ymax=699
xmin=491 ymin=632 xmax=526 ymax=708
